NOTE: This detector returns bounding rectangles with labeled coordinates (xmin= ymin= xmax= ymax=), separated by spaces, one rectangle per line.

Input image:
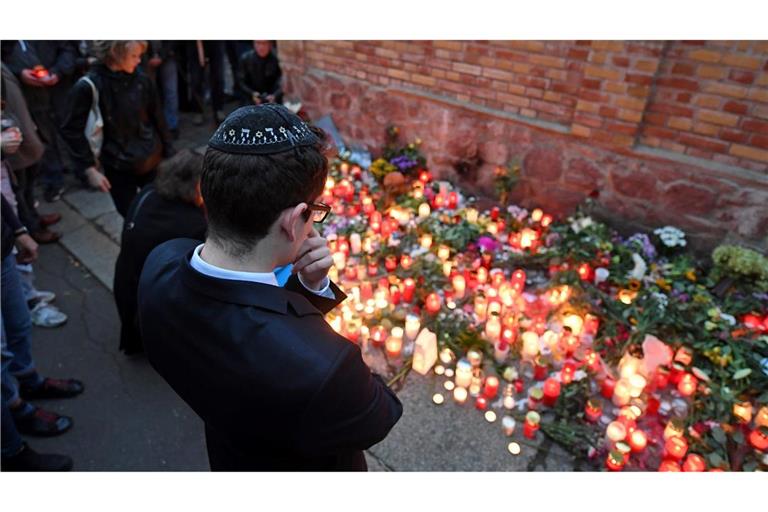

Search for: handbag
xmin=80 ymin=75 xmax=104 ymax=159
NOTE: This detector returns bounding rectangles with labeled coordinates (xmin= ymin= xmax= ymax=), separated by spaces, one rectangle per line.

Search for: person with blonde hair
xmin=61 ymin=40 xmax=175 ymax=217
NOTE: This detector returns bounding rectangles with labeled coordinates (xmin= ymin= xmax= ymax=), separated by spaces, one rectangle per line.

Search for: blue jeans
xmin=159 ymin=57 xmax=179 ymax=131
xmin=1 ymin=253 xmax=43 ymax=456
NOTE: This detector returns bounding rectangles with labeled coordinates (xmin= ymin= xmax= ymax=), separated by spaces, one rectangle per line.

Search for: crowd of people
xmin=0 ymin=40 xmax=289 ymax=471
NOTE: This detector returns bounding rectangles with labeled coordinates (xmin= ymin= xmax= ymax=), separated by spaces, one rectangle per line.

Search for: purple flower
xmin=477 ymin=236 xmax=499 ymax=252
xmin=625 ymin=233 xmax=657 ymax=261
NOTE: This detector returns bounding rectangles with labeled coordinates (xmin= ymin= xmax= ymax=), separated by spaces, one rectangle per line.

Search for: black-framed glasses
xmin=303 ymin=202 xmax=331 ymax=223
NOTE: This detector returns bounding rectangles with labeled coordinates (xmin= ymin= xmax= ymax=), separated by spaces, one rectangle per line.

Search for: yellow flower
xmin=656 ymin=278 xmax=672 ymax=291
xmin=628 ymin=279 xmax=642 ymax=291
xmin=685 ymin=269 xmax=697 ymax=282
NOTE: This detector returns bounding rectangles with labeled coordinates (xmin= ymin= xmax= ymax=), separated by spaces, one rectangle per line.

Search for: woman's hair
xmin=89 ymin=40 xmax=145 ymax=66
xmin=155 ymin=149 xmax=204 ymax=204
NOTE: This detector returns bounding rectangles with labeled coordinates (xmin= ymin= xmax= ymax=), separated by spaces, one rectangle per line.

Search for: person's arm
xmin=59 ymin=78 xmax=96 ymax=171
xmin=284 ymin=273 xmax=346 ymax=314
xmin=268 ymin=59 xmax=283 ymax=99
xmin=292 ymin=343 xmax=403 ymax=456
xmin=49 ymin=41 xmax=77 ymax=78
xmin=1 ymin=195 xmax=37 ymax=263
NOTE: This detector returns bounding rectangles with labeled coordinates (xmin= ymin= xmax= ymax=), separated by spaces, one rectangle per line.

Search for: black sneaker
xmin=12 ymin=404 xmax=73 ymax=436
xmin=1 ymin=442 xmax=73 ymax=471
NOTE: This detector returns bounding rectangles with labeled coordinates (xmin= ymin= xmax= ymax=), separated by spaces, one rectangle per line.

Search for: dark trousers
xmin=28 ymin=108 xmax=65 ymax=191
xmin=187 ymin=41 xmax=225 ymax=115
xmin=10 ymin=165 xmax=41 ymax=233
xmin=104 ymin=168 xmax=156 ymax=218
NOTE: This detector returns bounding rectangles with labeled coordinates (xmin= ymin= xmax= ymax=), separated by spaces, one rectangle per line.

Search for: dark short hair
xmin=155 ymin=149 xmax=204 ymax=203
xmin=201 ymin=127 xmax=329 ymax=257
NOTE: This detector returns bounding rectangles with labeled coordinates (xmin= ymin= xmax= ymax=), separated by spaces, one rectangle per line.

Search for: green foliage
xmin=710 ymin=245 xmax=768 ymax=292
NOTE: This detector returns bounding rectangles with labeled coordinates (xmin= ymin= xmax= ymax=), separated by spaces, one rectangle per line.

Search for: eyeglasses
xmin=303 ymin=202 xmax=331 ymax=224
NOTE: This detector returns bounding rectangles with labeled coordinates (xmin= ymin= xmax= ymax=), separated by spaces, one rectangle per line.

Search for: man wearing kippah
xmin=138 ymin=104 xmax=403 ymax=471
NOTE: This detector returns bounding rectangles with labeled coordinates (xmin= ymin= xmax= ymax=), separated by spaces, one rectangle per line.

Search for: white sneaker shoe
xmin=30 ymin=302 xmax=68 ymax=328
xmin=28 ymin=289 xmax=56 ymax=304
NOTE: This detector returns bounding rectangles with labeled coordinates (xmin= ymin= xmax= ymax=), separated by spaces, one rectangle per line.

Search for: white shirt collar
xmin=190 ymin=243 xmax=278 ymax=286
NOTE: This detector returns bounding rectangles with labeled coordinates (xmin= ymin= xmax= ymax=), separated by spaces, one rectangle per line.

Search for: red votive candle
xmin=658 ymin=459 xmax=682 ymax=472
xmin=384 ymin=255 xmax=398 ymax=272
xmin=533 ymin=357 xmax=549 ymax=381
xmin=543 ymin=378 xmax=561 ymax=407
xmin=682 ymin=454 xmax=706 ymax=472
xmin=605 ymin=450 xmax=626 ymax=471
xmin=600 ymin=377 xmax=616 ymax=399
xmin=585 ymin=398 xmax=602 ymax=423
xmin=561 ymin=362 xmax=576 ymax=385
xmin=677 ymin=373 xmax=698 ymax=397
xmin=665 ymin=436 xmax=688 ymax=460
xmin=475 ymin=396 xmax=488 ymax=411
xmin=523 ymin=411 xmax=540 ymax=439
xmin=402 ymin=278 xmax=416 ymax=302
xmin=750 ymin=427 xmax=768 ymax=451
xmin=425 ymin=293 xmax=442 ymax=315
xmin=483 ymin=376 xmax=500 ymax=399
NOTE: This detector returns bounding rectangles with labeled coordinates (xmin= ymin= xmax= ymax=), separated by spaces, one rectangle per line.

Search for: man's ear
xmin=280 ymin=203 xmax=307 ymax=243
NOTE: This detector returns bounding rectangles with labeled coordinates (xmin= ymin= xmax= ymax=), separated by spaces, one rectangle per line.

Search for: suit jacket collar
xmin=179 ymin=247 xmax=321 ymax=317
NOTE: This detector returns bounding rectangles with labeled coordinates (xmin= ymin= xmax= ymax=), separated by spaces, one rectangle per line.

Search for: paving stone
xmin=95 ymin=211 xmax=124 ymax=244
xmin=64 ymin=187 xmax=118 ymax=220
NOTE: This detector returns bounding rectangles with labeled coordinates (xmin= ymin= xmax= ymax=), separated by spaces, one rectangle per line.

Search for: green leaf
xmin=743 ymin=460 xmax=758 ymax=472
xmin=732 ymin=430 xmax=745 ymax=445
xmin=711 ymin=427 xmax=727 ymax=445
xmin=707 ymin=452 xmax=724 ymax=467
xmin=733 ymin=368 xmax=752 ymax=380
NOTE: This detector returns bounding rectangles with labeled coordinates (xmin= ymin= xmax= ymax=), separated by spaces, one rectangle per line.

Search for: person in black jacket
xmin=138 ymin=105 xmax=402 ymax=471
xmin=114 ymin=149 xmax=207 ymax=355
xmin=2 ymin=40 xmax=79 ymax=203
xmin=237 ymin=41 xmax=283 ymax=106
xmin=60 ymin=40 xmax=175 ymax=218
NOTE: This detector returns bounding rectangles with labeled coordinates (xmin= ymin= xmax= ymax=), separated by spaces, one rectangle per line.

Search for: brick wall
xmin=279 ymin=40 xmax=768 ymax=251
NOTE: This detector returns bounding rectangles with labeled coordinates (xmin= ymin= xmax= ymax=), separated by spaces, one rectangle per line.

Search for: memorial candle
xmin=629 ymin=429 xmax=647 ymax=452
xmin=677 ymin=373 xmax=697 ymax=397
xmin=757 ymin=406 xmax=768 ymax=428
xmin=658 ymin=459 xmax=682 ymax=472
xmin=733 ymin=401 xmax=753 ymax=423
xmin=420 ymin=233 xmax=433 ymax=249
xmin=521 ymin=331 xmax=540 ymax=360
xmin=403 ymin=315 xmax=421 ymax=340
xmin=600 ymin=377 xmax=616 ymax=399
xmin=483 ymin=376 xmax=500 ymax=399
xmin=528 ymin=388 xmax=543 ymax=411
xmin=523 ymin=411 xmax=541 ymax=439
xmin=585 ymin=398 xmax=602 ymax=422
xmin=475 ymin=396 xmax=488 ymax=410
xmin=605 ymin=450 xmax=626 ymax=471
xmin=494 ymin=340 xmax=510 ymax=364
xmin=402 ymin=278 xmax=416 ymax=302
xmin=453 ymin=386 xmax=468 ymax=404
xmin=455 ymin=359 xmax=473 ymax=388
xmin=561 ymin=362 xmax=576 ymax=385
xmin=437 ymin=245 xmax=451 ymax=262
xmin=384 ymin=255 xmax=398 ymax=272
xmin=749 ymin=427 xmax=768 ymax=451
xmin=452 ymin=274 xmax=466 ymax=299
xmin=332 ymin=251 xmax=347 ymax=271
xmin=476 ymin=267 xmax=488 ymax=284
xmin=543 ymin=378 xmax=561 ymax=407
xmin=400 ymin=254 xmax=413 ymax=270
xmin=425 ymin=293 xmax=442 ymax=314
xmin=682 ymin=454 xmax=706 ymax=472
xmin=664 ymin=418 xmax=685 ymax=440
xmin=606 ymin=421 xmax=628 ymax=443
xmin=385 ymin=327 xmax=403 ymax=358
xmin=613 ymin=378 xmax=632 ymax=406
xmin=485 ymin=313 xmax=502 ymax=342
xmin=370 ymin=326 xmax=387 ymax=348
xmin=665 ymin=436 xmax=688 ymax=460
xmin=533 ymin=356 xmax=549 ymax=381
xmin=502 ymin=416 xmax=516 ymax=436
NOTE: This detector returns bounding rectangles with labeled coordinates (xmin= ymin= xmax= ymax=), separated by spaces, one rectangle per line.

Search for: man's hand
xmin=252 ymin=93 xmax=262 ymax=105
xmin=266 ymin=94 xmax=275 ymax=104
xmin=15 ymin=233 xmax=38 ymax=264
xmin=20 ymin=69 xmax=45 ymax=87
xmin=148 ymin=56 xmax=163 ymax=68
xmin=85 ymin=166 xmax=111 ymax=192
xmin=292 ymin=228 xmax=332 ymax=290
xmin=40 ymin=73 xmax=60 ymax=87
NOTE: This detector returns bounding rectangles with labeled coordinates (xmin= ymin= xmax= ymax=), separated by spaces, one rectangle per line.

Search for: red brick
xmin=578 ymin=89 xmax=609 ymax=103
xmin=729 ymin=70 xmax=756 ymax=84
xmin=698 ymin=109 xmax=740 ymax=127
xmin=552 ymin=82 xmax=579 ymax=95
xmin=722 ymin=53 xmax=763 ymax=70
xmin=730 ymin=144 xmax=768 ymax=162
xmin=581 ymin=78 xmax=602 ymax=90
xmin=720 ymin=129 xmax=749 ymax=144
xmin=606 ymin=122 xmax=638 ymax=136
xmin=625 ymin=73 xmax=654 ymax=85
xmin=612 ymin=56 xmax=630 ymax=67
xmin=567 ymin=48 xmax=590 ymax=61
xmin=750 ymin=134 xmax=768 ymax=149
xmin=676 ymin=92 xmax=693 ymax=103
xmin=598 ymin=106 xmax=619 ymax=118
xmin=573 ymin=113 xmax=604 ymax=128
xmin=743 ymin=119 xmax=768 ymax=134
xmin=649 ymin=102 xmax=694 ymax=117
xmin=678 ymin=134 xmax=729 ymax=153
xmin=627 ymin=86 xmax=651 ymax=98
xmin=671 ymin=63 xmax=696 ymax=76
xmin=656 ymin=77 xmax=699 ymax=91
xmin=643 ymin=112 xmax=667 ymax=125
xmin=723 ymin=101 xmax=749 ymax=115
xmin=644 ymin=126 xmax=678 ymax=139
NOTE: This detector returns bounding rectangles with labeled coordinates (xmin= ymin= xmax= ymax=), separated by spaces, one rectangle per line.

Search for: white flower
xmin=720 ymin=313 xmax=736 ymax=326
xmin=629 ymin=253 xmax=647 ymax=280
xmin=654 ymin=226 xmax=687 ymax=248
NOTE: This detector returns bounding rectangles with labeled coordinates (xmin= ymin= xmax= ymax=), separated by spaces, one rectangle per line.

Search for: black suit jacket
xmin=138 ymin=238 xmax=403 ymax=471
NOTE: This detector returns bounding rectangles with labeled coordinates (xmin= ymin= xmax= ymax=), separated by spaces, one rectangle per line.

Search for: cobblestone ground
xmin=30 ymin=106 xmax=579 ymax=471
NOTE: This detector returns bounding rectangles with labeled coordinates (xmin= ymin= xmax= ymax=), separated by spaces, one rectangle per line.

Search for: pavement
xmin=26 ymin=107 xmax=578 ymax=471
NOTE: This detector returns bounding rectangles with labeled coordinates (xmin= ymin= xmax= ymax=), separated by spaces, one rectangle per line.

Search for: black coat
xmin=237 ymin=50 xmax=283 ymax=103
xmin=113 ymin=185 xmax=207 ymax=354
xmin=60 ymin=63 xmax=173 ymax=175
xmin=137 ymin=239 xmax=403 ymax=471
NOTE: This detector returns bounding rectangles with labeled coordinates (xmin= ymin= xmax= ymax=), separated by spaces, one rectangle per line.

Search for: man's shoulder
xmin=140 ymin=238 xmax=199 ymax=284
